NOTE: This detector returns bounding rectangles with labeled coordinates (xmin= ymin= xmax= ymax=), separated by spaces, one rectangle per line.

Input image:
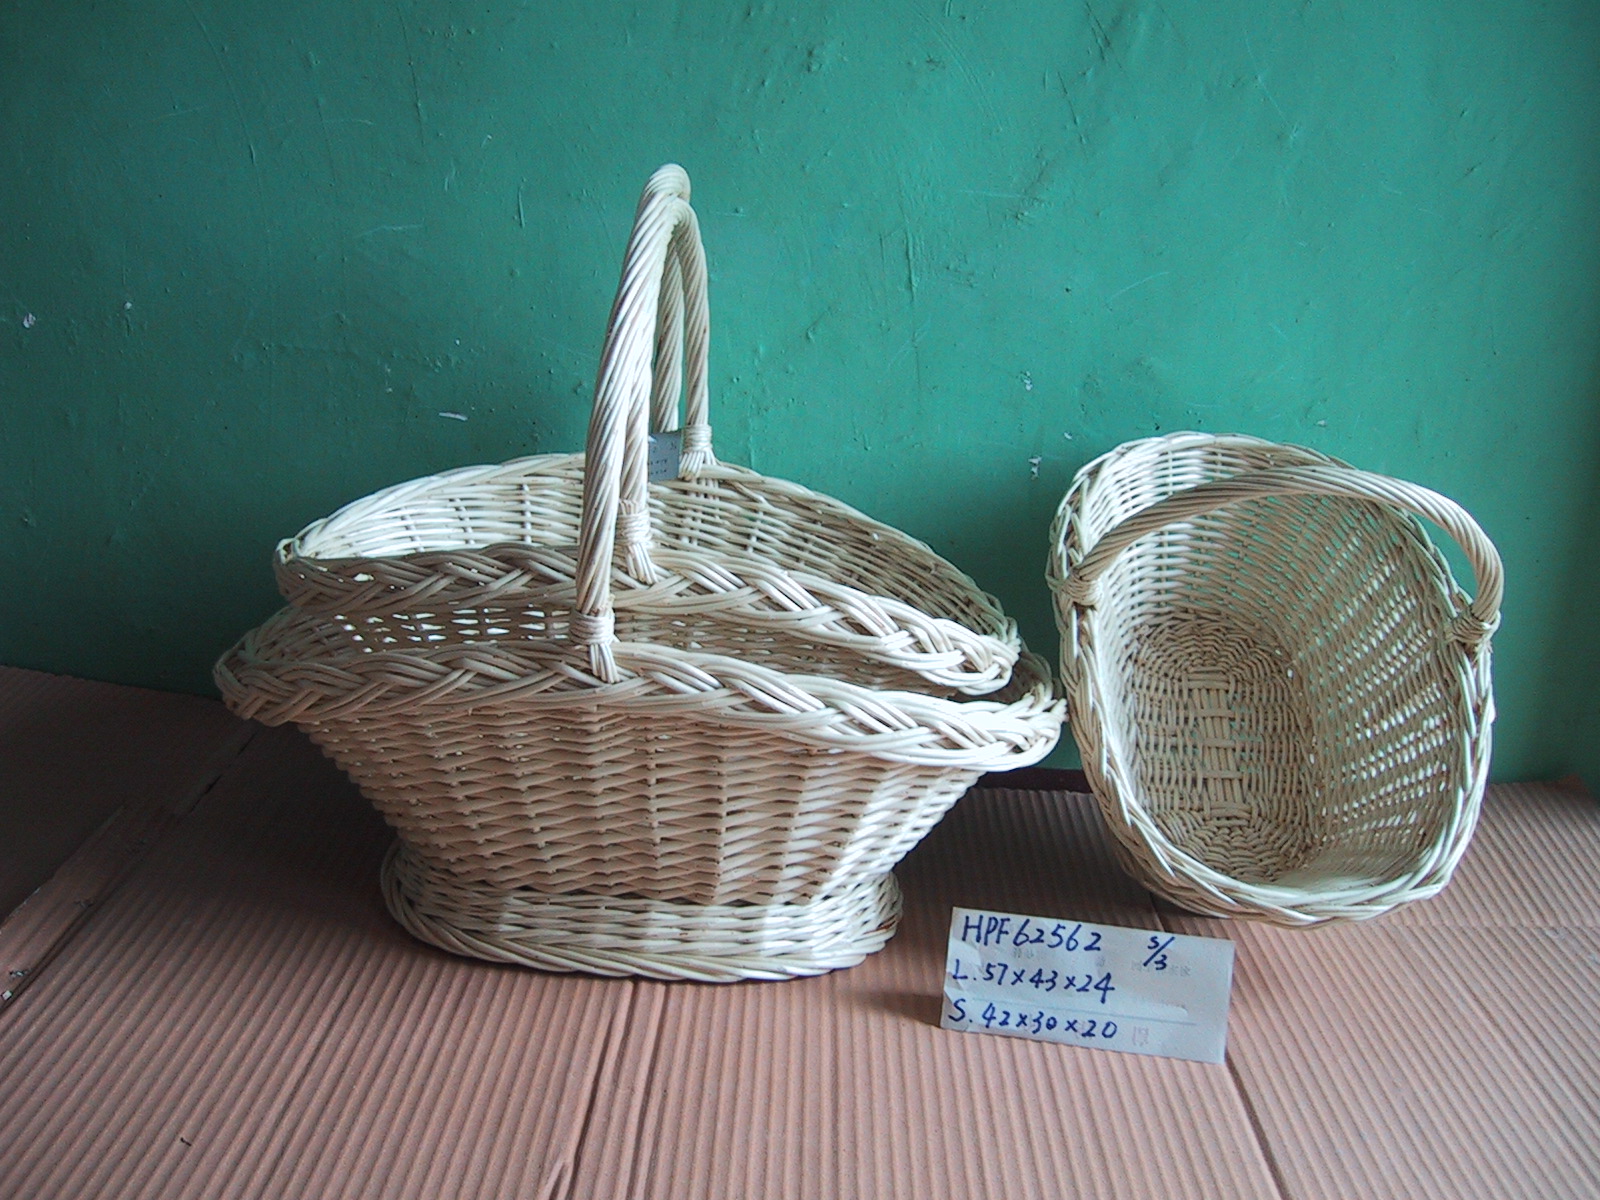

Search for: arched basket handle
xmin=575 ymin=165 xmax=714 ymax=681
xmin=1056 ymin=464 xmax=1503 ymax=648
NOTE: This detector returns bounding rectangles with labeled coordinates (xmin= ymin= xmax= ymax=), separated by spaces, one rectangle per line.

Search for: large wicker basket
xmin=217 ymin=166 xmax=1062 ymax=980
xmin=1048 ymin=432 xmax=1501 ymax=925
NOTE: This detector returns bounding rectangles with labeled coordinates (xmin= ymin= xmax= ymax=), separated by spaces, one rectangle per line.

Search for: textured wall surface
xmin=4 ymin=1 xmax=1598 ymax=780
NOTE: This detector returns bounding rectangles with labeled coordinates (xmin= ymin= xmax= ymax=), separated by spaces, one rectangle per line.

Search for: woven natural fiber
xmin=1048 ymin=432 xmax=1501 ymax=925
xmin=380 ymin=844 xmax=904 ymax=982
xmin=220 ymin=609 xmax=1057 ymax=898
xmin=274 ymin=458 xmax=1021 ymax=696
xmin=217 ymin=165 xmax=1062 ymax=979
xmin=275 ymin=169 xmax=1017 ymax=697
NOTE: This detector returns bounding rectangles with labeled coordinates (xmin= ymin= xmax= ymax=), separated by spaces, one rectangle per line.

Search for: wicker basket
xmin=1048 ymin=432 xmax=1502 ymax=925
xmin=274 ymin=168 xmax=1019 ymax=698
xmin=216 ymin=166 xmax=1063 ymax=980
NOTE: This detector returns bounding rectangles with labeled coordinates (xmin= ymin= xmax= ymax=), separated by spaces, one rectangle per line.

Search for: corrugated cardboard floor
xmin=1 ymin=665 xmax=1596 ymax=1198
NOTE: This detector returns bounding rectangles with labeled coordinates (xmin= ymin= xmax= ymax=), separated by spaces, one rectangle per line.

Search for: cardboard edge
xmin=977 ymin=767 xmax=1091 ymax=792
xmin=0 ymin=722 xmax=257 ymax=1013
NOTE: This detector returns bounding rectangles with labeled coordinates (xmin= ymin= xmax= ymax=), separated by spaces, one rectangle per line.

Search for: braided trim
xmin=215 ymin=613 xmax=1062 ymax=769
xmin=275 ymin=462 xmax=1018 ymax=693
xmin=279 ymin=548 xmax=1017 ymax=693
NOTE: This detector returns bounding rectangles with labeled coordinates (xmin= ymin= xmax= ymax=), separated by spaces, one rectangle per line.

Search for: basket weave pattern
xmin=380 ymin=846 xmax=905 ymax=983
xmin=217 ymin=166 xmax=1061 ymax=978
xmin=224 ymin=606 xmax=1055 ymax=905
xmin=1049 ymin=432 xmax=1500 ymax=925
xmin=273 ymin=455 xmax=1021 ymax=695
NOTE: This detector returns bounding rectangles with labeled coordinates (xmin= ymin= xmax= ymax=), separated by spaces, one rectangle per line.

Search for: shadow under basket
xmin=1049 ymin=432 xmax=1502 ymax=926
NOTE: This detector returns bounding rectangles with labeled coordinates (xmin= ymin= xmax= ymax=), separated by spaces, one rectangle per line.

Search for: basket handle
xmin=633 ymin=164 xmax=714 ymax=462
xmin=575 ymin=165 xmax=714 ymax=681
xmin=1061 ymin=464 xmax=1503 ymax=648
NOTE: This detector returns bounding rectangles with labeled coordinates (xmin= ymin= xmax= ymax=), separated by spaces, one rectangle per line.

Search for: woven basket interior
xmin=1092 ymin=488 xmax=1471 ymax=889
xmin=289 ymin=458 xmax=1005 ymax=693
xmin=301 ymin=458 xmax=998 ymax=632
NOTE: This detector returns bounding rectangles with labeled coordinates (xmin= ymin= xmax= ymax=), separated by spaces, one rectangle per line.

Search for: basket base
xmin=379 ymin=843 xmax=904 ymax=982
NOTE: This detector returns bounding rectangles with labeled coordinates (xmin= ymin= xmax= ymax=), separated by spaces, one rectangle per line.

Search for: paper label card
xmin=940 ymin=907 xmax=1235 ymax=1064
xmin=647 ymin=430 xmax=684 ymax=483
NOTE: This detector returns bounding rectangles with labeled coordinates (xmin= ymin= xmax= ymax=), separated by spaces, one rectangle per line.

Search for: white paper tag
xmin=647 ymin=429 xmax=683 ymax=483
xmin=940 ymin=907 xmax=1235 ymax=1064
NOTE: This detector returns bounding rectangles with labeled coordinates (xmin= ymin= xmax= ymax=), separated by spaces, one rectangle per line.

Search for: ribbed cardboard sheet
xmin=1157 ymin=780 xmax=1600 ymax=1200
xmin=1382 ymin=779 xmax=1600 ymax=928
xmin=1156 ymin=918 xmax=1600 ymax=1200
xmin=0 ymin=726 xmax=647 ymax=1200
xmin=0 ymin=665 xmax=249 ymax=918
xmin=1 ymin=667 xmax=1597 ymax=1200
xmin=573 ymin=791 xmax=1279 ymax=1200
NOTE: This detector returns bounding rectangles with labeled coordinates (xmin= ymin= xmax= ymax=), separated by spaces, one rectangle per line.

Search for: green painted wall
xmin=4 ymin=0 xmax=1598 ymax=782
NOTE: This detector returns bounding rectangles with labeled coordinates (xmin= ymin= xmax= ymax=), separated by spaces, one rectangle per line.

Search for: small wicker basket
xmin=217 ymin=166 xmax=1062 ymax=980
xmin=1048 ymin=432 xmax=1502 ymax=925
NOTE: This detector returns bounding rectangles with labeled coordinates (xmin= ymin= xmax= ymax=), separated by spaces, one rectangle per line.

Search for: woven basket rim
xmin=282 ymin=459 xmax=938 ymax=559
xmin=272 ymin=456 xmax=1023 ymax=694
xmin=215 ymin=608 xmax=1064 ymax=769
xmin=278 ymin=458 xmax=1011 ymax=634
